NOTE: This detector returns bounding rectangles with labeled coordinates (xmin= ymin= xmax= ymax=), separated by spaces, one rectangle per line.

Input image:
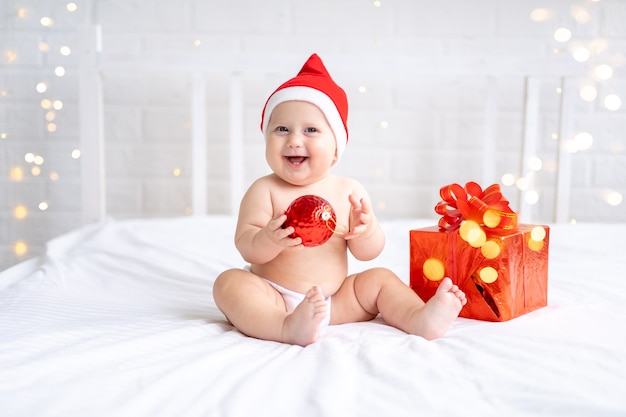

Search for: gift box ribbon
xmin=435 ymin=182 xmax=518 ymax=233
xmin=431 ymin=182 xmax=521 ymax=319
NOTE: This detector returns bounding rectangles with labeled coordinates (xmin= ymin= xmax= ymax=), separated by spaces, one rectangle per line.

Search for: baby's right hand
xmin=263 ymin=213 xmax=303 ymax=248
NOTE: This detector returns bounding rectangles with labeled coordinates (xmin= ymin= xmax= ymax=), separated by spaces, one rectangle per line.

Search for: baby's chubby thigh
xmin=213 ymin=268 xmax=289 ymax=320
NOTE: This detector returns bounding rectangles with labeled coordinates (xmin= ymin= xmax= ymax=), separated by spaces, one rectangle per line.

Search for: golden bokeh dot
xmin=481 ymin=240 xmax=501 ymax=259
xmin=479 ymin=267 xmax=498 ymax=284
xmin=530 ymin=226 xmax=546 ymax=242
xmin=423 ymin=258 xmax=445 ymax=281
xmin=14 ymin=205 xmax=28 ymax=220
xmin=14 ymin=241 xmax=28 ymax=257
xmin=10 ymin=166 xmax=24 ymax=181
xmin=459 ymin=220 xmax=479 ymax=241
xmin=483 ymin=209 xmax=501 ymax=228
xmin=467 ymin=227 xmax=487 ymax=248
xmin=528 ymin=238 xmax=544 ymax=252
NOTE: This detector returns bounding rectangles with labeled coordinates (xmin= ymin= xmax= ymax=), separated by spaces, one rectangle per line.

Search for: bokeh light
xmin=14 ymin=205 xmax=28 ymax=220
xmin=574 ymin=132 xmax=593 ymax=150
xmin=36 ymin=82 xmax=47 ymax=93
xmin=525 ymin=190 xmax=539 ymax=205
xmin=570 ymin=5 xmax=591 ymax=24
xmin=40 ymin=17 xmax=53 ymax=27
xmin=13 ymin=241 xmax=28 ymax=257
xmin=554 ymin=28 xmax=572 ymax=43
xmin=479 ymin=267 xmax=498 ymax=284
xmin=579 ymin=85 xmax=597 ymax=101
xmin=481 ymin=241 xmax=501 ymax=259
xmin=516 ymin=177 xmax=529 ymax=191
xmin=604 ymin=94 xmax=622 ymax=111
xmin=423 ymin=258 xmax=445 ymax=281
xmin=530 ymin=8 xmax=552 ymax=22
xmin=501 ymin=173 xmax=516 ymax=186
xmin=10 ymin=167 xmax=24 ymax=181
xmin=528 ymin=156 xmax=542 ymax=171
xmin=531 ymin=226 xmax=547 ymax=242
xmin=605 ymin=191 xmax=623 ymax=206
xmin=572 ymin=46 xmax=591 ymax=62
xmin=594 ymin=64 xmax=613 ymax=80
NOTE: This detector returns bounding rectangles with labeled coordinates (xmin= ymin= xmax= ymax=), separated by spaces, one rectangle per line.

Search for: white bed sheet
xmin=1 ymin=216 xmax=625 ymax=417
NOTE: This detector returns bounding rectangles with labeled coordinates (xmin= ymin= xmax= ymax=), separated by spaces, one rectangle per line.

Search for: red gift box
xmin=409 ymin=182 xmax=549 ymax=322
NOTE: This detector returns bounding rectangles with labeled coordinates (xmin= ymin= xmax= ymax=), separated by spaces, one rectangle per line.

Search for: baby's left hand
xmin=343 ymin=194 xmax=372 ymax=240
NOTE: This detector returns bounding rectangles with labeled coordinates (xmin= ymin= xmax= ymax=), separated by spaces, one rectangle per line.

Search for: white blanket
xmin=1 ymin=216 xmax=626 ymax=417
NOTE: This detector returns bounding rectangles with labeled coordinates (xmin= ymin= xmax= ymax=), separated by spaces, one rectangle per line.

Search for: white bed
xmin=1 ymin=215 xmax=625 ymax=416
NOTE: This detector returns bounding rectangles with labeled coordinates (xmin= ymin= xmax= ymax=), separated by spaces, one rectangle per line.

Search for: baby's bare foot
xmin=411 ymin=277 xmax=466 ymax=340
xmin=281 ymin=286 xmax=328 ymax=346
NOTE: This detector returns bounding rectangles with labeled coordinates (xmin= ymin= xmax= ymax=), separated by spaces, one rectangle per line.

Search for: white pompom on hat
xmin=260 ymin=53 xmax=349 ymax=161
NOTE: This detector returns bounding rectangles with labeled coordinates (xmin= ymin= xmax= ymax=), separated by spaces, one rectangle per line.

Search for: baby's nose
xmin=286 ymin=133 xmax=304 ymax=147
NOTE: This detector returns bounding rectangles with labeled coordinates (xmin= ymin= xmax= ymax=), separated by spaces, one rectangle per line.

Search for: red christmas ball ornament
xmin=283 ymin=195 xmax=338 ymax=247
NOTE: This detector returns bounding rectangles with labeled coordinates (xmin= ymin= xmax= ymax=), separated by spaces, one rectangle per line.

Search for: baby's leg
xmin=331 ymin=268 xmax=465 ymax=340
xmin=213 ymin=269 xmax=327 ymax=346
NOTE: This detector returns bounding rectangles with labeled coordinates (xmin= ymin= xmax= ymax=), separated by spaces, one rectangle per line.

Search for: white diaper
xmin=244 ymin=265 xmax=331 ymax=326
xmin=262 ymin=279 xmax=332 ymax=327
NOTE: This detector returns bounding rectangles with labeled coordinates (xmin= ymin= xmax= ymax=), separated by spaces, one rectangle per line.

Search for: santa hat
xmin=260 ymin=53 xmax=349 ymax=160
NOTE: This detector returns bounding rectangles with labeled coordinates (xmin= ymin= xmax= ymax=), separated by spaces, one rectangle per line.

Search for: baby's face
xmin=265 ymin=101 xmax=338 ymax=186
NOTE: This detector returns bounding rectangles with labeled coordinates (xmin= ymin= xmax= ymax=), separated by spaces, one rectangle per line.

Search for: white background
xmin=1 ymin=0 xmax=625 ymax=270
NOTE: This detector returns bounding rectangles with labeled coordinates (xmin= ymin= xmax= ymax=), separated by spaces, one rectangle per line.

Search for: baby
xmin=213 ymin=53 xmax=466 ymax=346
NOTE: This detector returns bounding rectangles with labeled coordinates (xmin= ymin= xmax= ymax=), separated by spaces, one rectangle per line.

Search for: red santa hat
xmin=260 ymin=53 xmax=349 ymax=161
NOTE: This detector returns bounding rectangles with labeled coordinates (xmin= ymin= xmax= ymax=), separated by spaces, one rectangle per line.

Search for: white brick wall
xmin=1 ymin=0 xmax=625 ymax=270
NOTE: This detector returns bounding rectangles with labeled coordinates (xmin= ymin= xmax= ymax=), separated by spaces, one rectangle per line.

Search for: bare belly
xmin=250 ymin=238 xmax=348 ymax=296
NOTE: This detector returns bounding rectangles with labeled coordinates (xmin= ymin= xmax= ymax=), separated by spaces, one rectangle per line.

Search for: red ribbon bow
xmin=435 ymin=182 xmax=518 ymax=232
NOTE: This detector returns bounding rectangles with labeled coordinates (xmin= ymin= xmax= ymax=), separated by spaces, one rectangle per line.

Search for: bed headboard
xmin=77 ymin=24 xmax=585 ymax=226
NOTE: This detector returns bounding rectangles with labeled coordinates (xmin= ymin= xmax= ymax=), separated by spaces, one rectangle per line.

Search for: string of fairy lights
xmin=518 ymin=3 xmax=623 ymax=213
xmin=3 ymin=2 xmax=81 ymax=263
xmin=1 ymin=1 xmax=624 ymax=267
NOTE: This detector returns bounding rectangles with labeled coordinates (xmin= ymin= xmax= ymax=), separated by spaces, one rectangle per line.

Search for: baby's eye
xmin=276 ymin=126 xmax=289 ymax=132
xmin=305 ymin=127 xmax=318 ymax=133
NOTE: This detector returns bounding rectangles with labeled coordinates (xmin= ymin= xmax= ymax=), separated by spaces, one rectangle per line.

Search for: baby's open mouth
xmin=286 ymin=156 xmax=308 ymax=165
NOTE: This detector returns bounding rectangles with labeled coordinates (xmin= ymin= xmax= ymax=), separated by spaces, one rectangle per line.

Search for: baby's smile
xmin=286 ymin=156 xmax=308 ymax=165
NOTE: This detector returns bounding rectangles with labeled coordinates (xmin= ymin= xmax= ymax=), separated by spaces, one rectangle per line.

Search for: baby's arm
xmin=344 ymin=188 xmax=385 ymax=261
xmin=234 ymin=180 xmax=302 ymax=264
